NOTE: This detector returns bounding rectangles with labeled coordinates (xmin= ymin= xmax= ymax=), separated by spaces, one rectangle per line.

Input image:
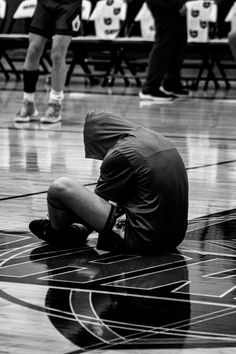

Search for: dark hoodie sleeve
xmin=95 ymin=149 xmax=134 ymax=203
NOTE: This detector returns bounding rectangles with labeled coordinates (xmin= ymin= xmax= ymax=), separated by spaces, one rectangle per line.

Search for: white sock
xmin=23 ymin=92 xmax=35 ymax=102
xmin=49 ymin=89 xmax=64 ymax=104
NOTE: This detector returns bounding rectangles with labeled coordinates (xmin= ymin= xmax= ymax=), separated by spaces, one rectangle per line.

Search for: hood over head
xmin=83 ymin=110 xmax=137 ymax=160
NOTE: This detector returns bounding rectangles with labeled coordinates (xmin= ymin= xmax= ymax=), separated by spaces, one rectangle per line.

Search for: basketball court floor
xmin=0 ymin=77 xmax=236 ymax=353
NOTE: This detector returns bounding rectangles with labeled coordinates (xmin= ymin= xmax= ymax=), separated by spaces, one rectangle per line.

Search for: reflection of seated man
xmin=29 ymin=111 xmax=188 ymax=254
xmin=42 ymin=249 xmax=190 ymax=348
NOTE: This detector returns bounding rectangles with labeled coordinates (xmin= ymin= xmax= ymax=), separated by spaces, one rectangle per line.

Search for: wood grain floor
xmin=0 ymin=77 xmax=236 ymax=353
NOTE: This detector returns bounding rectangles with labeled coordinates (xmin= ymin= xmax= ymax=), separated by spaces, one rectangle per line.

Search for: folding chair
xmin=134 ymin=2 xmax=155 ymax=41
xmin=110 ymin=1 xmax=153 ymax=87
xmin=0 ymin=0 xmax=52 ymax=81
xmin=186 ymin=0 xmax=230 ymax=90
xmin=89 ymin=0 xmax=138 ymax=86
xmin=67 ymin=0 xmax=129 ymax=87
xmin=65 ymin=0 xmax=96 ymax=86
xmin=8 ymin=0 xmax=37 ymax=33
xmin=0 ymin=0 xmax=14 ymax=80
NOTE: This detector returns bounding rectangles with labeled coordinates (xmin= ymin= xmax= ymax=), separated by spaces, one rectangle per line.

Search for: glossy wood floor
xmin=0 ymin=76 xmax=236 ymax=354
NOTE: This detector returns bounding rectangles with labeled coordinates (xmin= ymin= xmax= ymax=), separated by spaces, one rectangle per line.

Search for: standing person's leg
xmin=140 ymin=5 xmax=178 ymax=101
xmin=162 ymin=13 xmax=189 ymax=97
xmin=15 ymin=33 xmax=47 ymax=123
xmin=40 ymin=35 xmax=72 ymax=124
xmin=40 ymin=0 xmax=81 ymax=123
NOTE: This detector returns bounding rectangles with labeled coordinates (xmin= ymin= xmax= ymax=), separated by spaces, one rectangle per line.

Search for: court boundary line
xmin=0 ymin=157 xmax=235 ymax=202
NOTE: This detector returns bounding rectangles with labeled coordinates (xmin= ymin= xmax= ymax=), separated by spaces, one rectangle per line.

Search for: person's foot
xmin=160 ymin=82 xmax=189 ymax=98
xmin=40 ymin=102 xmax=62 ymax=124
xmin=15 ymin=100 xmax=38 ymax=123
xmin=29 ymin=219 xmax=89 ymax=245
xmin=139 ymin=89 xmax=174 ymax=102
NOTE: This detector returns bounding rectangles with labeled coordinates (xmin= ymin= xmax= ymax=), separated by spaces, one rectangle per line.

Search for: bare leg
xmin=24 ymin=33 xmax=48 ymax=71
xmin=47 ymin=177 xmax=112 ymax=232
xmin=51 ymin=35 xmax=72 ymax=92
xmin=15 ymin=33 xmax=47 ymax=121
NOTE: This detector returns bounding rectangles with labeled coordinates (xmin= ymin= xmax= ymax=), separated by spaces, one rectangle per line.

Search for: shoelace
xmin=19 ymin=102 xmax=34 ymax=115
xmin=45 ymin=104 xmax=60 ymax=117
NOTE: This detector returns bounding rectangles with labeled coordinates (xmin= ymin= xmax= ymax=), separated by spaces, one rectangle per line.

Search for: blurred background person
xmin=15 ymin=0 xmax=82 ymax=124
xmin=139 ymin=0 xmax=189 ymax=102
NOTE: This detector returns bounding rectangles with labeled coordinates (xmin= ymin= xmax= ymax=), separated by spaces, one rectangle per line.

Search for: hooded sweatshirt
xmin=84 ymin=111 xmax=188 ymax=252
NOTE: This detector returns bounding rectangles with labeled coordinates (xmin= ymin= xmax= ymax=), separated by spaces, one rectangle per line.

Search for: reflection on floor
xmin=0 ymin=82 xmax=236 ymax=353
xmin=0 ymin=208 xmax=236 ymax=353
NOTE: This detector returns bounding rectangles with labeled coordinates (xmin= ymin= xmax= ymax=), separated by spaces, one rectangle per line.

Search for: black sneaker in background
xmin=161 ymin=82 xmax=189 ymax=97
xmin=139 ymin=89 xmax=174 ymax=102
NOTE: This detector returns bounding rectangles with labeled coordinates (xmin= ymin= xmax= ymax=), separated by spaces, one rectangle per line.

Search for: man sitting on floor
xmin=29 ymin=111 xmax=189 ymax=253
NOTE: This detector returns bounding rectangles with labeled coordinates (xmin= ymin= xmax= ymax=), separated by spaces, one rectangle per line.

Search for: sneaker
xmin=29 ymin=218 xmax=89 ymax=245
xmin=139 ymin=89 xmax=173 ymax=102
xmin=15 ymin=100 xmax=38 ymax=123
xmin=40 ymin=102 xmax=62 ymax=124
xmin=161 ymin=82 xmax=189 ymax=97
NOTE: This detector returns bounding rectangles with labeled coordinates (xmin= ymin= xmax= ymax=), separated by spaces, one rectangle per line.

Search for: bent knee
xmin=48 ymin=177 xmax=74 ymax=201
xmin=27 ymin=42 xmax=43 ymax=59
xmin=51 ymin=46 xmax=67 ymax=65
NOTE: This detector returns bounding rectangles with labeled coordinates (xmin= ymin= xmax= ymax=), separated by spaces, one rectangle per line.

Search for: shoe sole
xmin=139 ymin=92 xmax=173 ymax=102
xmin=40 ymin=115 xmax=62 ymax=124
xmin=160 ymin=86 xmax=189 ymax=98
xmin=14 ymin=109 xmax=39 ymax=123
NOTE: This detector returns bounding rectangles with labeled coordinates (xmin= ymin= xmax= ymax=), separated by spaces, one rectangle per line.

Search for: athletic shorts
xmin=96 ymin=205 xmax=127 ymax=252
xmin=29 ymin=0 xmax=82 ymax=39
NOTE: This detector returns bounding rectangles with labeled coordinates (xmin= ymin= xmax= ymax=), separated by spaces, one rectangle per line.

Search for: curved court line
xmin=1 ymin=286 xmax=236 ymax=348
xmin=89 ymin=290 xmax=126 ymax=340
xmin=69 ymin=290 xmax=113 ymax=343
xmin=0 ymin=243 xmax=41 ymax=267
